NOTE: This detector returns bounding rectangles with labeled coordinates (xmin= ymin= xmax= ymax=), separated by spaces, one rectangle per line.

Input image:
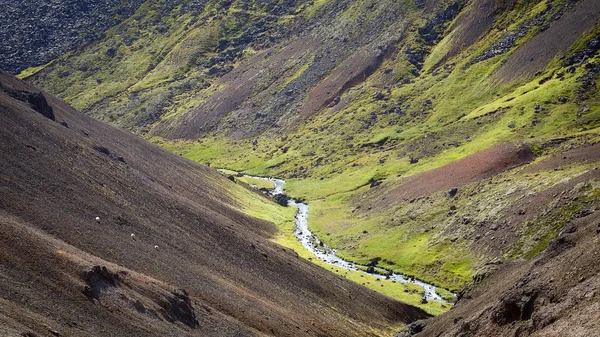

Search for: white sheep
xmin=130 ymin=233 xmax=136 ymax=239
xmin=154 ymin=245 xmax=159 ymax=250
xmin=95 ymin=217 xmax=100 ymax=222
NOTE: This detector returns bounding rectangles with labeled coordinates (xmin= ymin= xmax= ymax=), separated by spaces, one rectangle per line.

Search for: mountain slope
xmin=10 ymin=0 xmax=600 ymax=332
xmin=410 ymin=152 xmax=600 ymax=336
xmin=0 ymin=0 xmax=146 ymax=74
xmin=0 ymin=71 xmax=428 ymax=336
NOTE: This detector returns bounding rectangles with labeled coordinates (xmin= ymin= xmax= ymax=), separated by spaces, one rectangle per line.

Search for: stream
xmin=246 ymin=175 xmax=447 ymax=302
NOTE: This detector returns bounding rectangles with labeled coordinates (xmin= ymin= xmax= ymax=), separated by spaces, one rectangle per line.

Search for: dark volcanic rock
xmin=448 ymin=187 xmax=459 ymax=197
xmin=83 ymin=265 xmax=120 ymax=300
xmin=418 ymin=1 xmax=463 ymax=45
xmin=3 ymin=87 xmax=55 ymax=120
xmin=491 ymin=291 xmax=536 ymax=325
xmin=24 ymin=92 xmax=55 ymax=120
xmin=0 ymin=0 xmax=145 ymax=74
xmin=160 ymin=289 xmax=199 ymax=329
xmin=564 ymin=33 xmax=600 ymax=67
xmin=273 ymin=193 xmax=289 ymax=207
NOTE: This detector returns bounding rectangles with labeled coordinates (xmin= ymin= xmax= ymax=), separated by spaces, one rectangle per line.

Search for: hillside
xmin=0 ymin=71 xmax=428 ymax=336
xmin=6 ymin=0 xmax=600 ymax=335
xmin=0 ymin=0 xmax=146 ymax=74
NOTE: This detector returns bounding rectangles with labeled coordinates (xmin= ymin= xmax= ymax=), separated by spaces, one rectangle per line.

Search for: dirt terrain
xmin=391 ymin=142 xmax=600 ymax=336
xmin=368 ymin=142 xmax=534 ymax=209
xmin=0 ymin=71 xmax=428 ymax=337
xmin=411 ymin=174 xmax=600 ymax=336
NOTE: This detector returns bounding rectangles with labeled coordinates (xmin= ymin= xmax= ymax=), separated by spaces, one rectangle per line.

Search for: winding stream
xmin=247 ymin=175 xmax=447 ymax=302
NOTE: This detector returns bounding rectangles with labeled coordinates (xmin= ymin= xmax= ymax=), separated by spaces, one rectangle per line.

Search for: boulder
xmin=448 ymin=187 xmax=459 ymax=197
xmin=273 ymin=193 xmax=289 ymax=207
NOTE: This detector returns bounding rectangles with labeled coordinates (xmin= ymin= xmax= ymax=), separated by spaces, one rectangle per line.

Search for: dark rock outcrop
xmin=82 ymin=265 xmax=120 ymax=300
xmin=159 ymin=289 xmax=199 ymax=329
xmin=273 ymin=193 xmax=289 ymax=207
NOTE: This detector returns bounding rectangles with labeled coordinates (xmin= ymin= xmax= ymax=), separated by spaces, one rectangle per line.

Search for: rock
xmin=533 ymin=103 xmax=545 ymax=112
xmin=0 ymin=0 xmax=146 ymax=74
xmin=94 ymin=146 xmax=111 ymax=156
xmin=448 ymin=187 xmax=459 ymax=197
xmin=409 ymin=157 xmax=419 ymax=164
xmin=575 ymin=209 xmax=594 ymax=218
xmin=450 ymin=205 xmax=457 ymax=211
xmin=368 ymin=257 xmax=381 ymax=267
xmin=370 ymin=180 xmax=382 ymax=188
xmin=408 ymin=320 xmax=425 ymax=334
xmin=366 ymin=266 xmax=375 ymax=273
xmin=160 ymin=289 xmax=199 ymax=328
xmin=273 ymin=193 xmax=289 ymax=207
xmin=558 ymin=96 xmax=568 ymax=103
xmin=542 ymin=236 xmax=575 ymax=259
xmin=83 ymin=266 xmax=120 ymax=300
xmin=328 ymin=96 xmax=341 ymax=107
xmin=373 ymin=92 xmax=385 ymax=101
xmin=490 ymin=224 xmax=499 ymax=231
xmin=473 ymin=264 xmax=500 ymax=283
xmin=420 ymin=298 xmax=428 ymax=304
xmin=227 ymin=175 xmax=235 ymax=182
xmin=491 ymin=291 xmax=536 ymax=325
xmin=13 ymin=92 xmax=55 ymax=120
xmin=105 ymin=48 xmax=117 ymax=58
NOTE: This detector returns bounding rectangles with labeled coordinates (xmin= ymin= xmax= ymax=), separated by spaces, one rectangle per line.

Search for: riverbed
xmin=247 ymin=175 xmax=448 ymax=302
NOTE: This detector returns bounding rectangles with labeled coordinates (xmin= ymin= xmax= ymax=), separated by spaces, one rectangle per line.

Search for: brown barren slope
xmin=496 ymin=0 xmax=600 ymax=81
xmin=369 ymin=142 xmax=534 ymax=210
xmin=0 ymin=71 xmax=428 ymax=337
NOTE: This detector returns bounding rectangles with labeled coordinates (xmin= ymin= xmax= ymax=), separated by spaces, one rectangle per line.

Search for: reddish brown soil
xmin=299 ymin=48 xmax=384 ymax=121
xmin=524 ymin=142 xmax=600 ymax=173
xmin=370 ymin=142 xmax=533 ymax=209
xmin=0 ymin=71 xmax=428 ymax=337
xmin=496 ymin=0 xmax=600 ymax=81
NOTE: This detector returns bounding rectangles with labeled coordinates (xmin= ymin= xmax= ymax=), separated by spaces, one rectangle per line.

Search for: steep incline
xmin=0 ymin=0 xmax=145 ymax=74
xmin=0 ymin=71 xmax=427 ymax=337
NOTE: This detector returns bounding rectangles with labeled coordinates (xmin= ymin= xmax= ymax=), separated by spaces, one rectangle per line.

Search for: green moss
xmin=17 ymin=63 xmax=52 ymax=79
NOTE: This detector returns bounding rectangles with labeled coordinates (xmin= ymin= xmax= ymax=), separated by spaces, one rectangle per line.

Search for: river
xmin=246 ymin=175 xmax=448 ymax=302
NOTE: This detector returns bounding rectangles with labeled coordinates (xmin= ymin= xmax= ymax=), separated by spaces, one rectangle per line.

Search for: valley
xmin=2 ymin=0 xmax=600 ymax=336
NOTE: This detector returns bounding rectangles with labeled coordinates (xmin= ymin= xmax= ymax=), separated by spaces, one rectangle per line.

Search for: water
xmin=245 ymin=175 xmax=449 ymax=302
